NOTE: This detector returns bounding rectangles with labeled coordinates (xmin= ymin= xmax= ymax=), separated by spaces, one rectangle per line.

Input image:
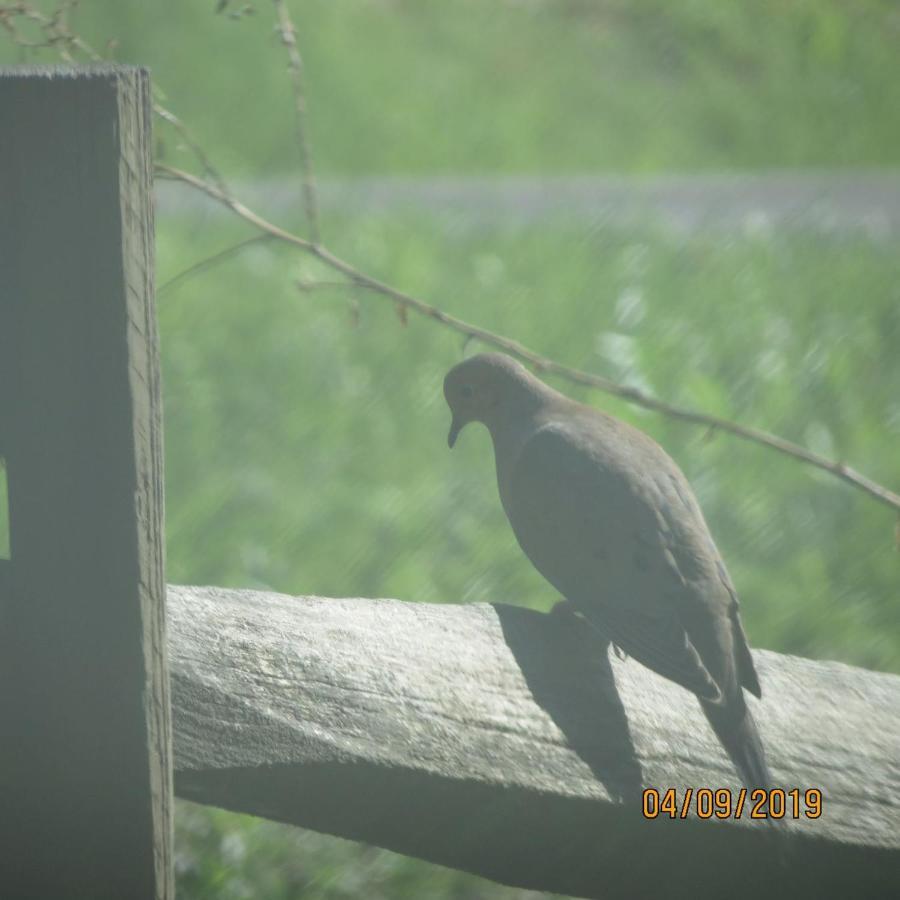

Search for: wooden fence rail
xmin=169 ymin=584 xmax=900 ymax=900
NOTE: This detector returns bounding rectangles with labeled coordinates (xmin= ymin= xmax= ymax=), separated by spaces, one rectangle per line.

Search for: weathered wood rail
xmin=170 ymin=585 xmax=900 ymax=900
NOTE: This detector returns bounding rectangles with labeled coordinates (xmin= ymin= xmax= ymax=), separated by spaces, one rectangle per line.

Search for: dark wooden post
xmin=0 ymin=66 xmax=172 ymax=899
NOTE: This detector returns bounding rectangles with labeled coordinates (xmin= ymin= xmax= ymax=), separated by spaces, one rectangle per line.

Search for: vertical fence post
xmin=0 ymin=66 xmax=172 ymax=899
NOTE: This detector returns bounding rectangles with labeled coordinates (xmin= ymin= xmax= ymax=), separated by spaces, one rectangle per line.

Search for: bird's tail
xmin=700 ymin=694 xmax=773 ymax=793
xmin=702 ymin=693 xmax=790 ymax=860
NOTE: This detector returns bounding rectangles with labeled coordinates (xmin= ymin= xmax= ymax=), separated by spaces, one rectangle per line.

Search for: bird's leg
xmin=557 ymin=596 xmax=629 ymax=660
xmin=551 ymin=597 xmax=628 ymax=658
xmin=550 ymin=596 xmax=580 ymax=619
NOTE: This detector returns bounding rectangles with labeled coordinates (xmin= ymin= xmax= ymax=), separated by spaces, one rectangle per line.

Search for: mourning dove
xmin=444 ymin=352 xmax=772 ymax=792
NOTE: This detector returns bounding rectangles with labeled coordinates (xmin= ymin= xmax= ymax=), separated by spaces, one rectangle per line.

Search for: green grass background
xmin=3 ymin=1 xmax=899 ymax=897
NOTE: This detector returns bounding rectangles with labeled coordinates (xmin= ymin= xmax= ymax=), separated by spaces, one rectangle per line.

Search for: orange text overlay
xmin=642 ymin=787 xmax=823 ymax=820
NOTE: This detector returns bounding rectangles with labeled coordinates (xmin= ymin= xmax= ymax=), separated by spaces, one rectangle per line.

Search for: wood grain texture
xmin=170 ymin=585 xmax=900 ymax=900
xmin=0 ymin=66 xmax=171 ymax=899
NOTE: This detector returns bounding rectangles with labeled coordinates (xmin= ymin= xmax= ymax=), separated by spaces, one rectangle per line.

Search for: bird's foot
xmin=550 ymin=597 xmax=579 ymax=620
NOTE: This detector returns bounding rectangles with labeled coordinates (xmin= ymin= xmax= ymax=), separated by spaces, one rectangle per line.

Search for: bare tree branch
xmin=0 ymin=3 xmax=231 ymax=194
xmin=272 ymin=0 xmax=321 ymax=244
xmin=6 ymin=1 xmax=898 ymax=515
xmin=154 ymin=163 xmax=900 ymax=514
xmin=155 ymin=164 xmax=314 ymax=249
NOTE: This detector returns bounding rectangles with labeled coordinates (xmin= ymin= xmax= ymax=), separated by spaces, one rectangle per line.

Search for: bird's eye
xmin=460 ymin=384 xmax=474 ymax=399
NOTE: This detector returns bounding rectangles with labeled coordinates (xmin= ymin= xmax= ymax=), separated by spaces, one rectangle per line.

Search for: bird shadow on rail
xmin=493 ymin=600 xmax=643 ymax=805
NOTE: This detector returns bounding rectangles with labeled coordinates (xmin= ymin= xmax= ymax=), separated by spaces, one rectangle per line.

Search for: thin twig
xmin=295 ymin=279 xmax=356 ymax=292
xmin=272 ymin=0 xmax=321 ymax=244
xmin=158 ymin=234 xmax=274 ymax=296
xmin=153 ymin=164 xmax=900 ymax=514
xmin=153 ymin=105 xmax=230 ymax=197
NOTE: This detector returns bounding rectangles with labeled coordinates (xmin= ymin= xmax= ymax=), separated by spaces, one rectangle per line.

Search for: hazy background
xmin=3 ymin=2 xmax=898 ymax=897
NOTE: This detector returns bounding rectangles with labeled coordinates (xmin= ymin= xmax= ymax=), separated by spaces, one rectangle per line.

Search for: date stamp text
xmin=642 ymin=787 xmax=822 ymax=820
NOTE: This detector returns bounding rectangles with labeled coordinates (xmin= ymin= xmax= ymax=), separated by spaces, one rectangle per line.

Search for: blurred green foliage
xmin=4 ymin=0 xmax=899 ymax=897
xmin=3 ymin=0 xmax=900 ymax=172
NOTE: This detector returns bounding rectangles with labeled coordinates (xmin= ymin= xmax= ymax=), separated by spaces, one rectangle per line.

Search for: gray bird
xmin=444 ymin=352 xmax=772 ymax=792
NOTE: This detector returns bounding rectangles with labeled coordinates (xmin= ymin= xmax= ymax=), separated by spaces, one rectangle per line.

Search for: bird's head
xmin=443 ymin=352 xmax=538 ymax=448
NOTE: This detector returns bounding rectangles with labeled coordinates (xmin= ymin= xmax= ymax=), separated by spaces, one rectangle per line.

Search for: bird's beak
xmin=447 ymin=414 xmax=463 ymax=449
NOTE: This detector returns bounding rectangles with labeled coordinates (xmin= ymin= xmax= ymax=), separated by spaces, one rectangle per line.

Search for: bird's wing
xmin=651 ymin=463 xmax=763 ymax=699
xmin=504 ymin=420 xmax=725 ymax=701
